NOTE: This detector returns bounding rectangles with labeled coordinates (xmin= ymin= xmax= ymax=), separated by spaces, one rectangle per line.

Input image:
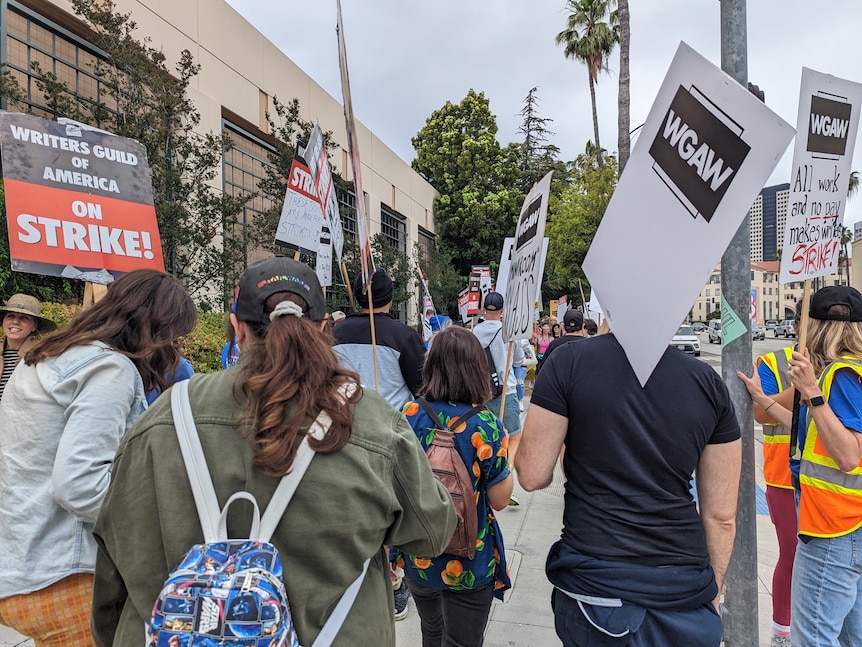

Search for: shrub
xmin=12 ymin=301 xmax=228 ymax=374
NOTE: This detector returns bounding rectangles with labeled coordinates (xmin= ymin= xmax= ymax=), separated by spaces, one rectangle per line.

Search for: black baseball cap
xmin=235 ymin=256 xmax=326 ymax=323
xmin=563 ymin=309 xmax=584 ymax=332
xmin=484 ymin=291 xmax=504 ymax=312
xmin=809 ymin=285 xmax=862 ymax=322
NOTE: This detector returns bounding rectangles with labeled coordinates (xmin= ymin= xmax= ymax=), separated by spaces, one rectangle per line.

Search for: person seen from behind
xmin=91 ymin=257 xmax=456 ymax=647
xmin=738 ymin=285 xmax=862 ymax=647
xmin=0 ymin=270 xmax=196 ymax=647
xmin=0 ymin=293 xmax=57 ymax=401
xmin=517 ymin=330 xmax=741 ymax=646
xmin=398 ymin=326 xmax=513 ymax=647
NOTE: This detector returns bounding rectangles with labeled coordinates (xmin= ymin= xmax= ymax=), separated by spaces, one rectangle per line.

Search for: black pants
xmin=406 ymin=577 xmax=496 ymax=647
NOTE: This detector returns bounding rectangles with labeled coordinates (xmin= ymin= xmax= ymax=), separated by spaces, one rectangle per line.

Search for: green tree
xmin=516 ymin=87 xmax=567 ymax=195
xmin=544 ymin=152 xmax=618 ymax=295
xmin=848 ymin=170 xmax=859 ymax=200
xmin=616 ymin=0 xmax=631 ymax=175
xmin=555 ymin=0 xmax=619 ymax=169
xmin=414 ymin=243 xmax=464 ymax=321
xmin=412 ymin=89 xmax=523 ymax=275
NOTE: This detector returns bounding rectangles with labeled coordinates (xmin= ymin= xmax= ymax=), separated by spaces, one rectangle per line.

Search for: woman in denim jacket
xmin=0 ymin=269 xmax=196 ymax=647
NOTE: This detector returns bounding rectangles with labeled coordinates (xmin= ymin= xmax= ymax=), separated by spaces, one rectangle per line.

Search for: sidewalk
xmin=0 ymin=404 xmax=780 ymax=647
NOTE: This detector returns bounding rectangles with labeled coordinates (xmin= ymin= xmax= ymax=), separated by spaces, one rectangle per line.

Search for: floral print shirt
xmin=398 ymin=399 xmax=512 ymax=599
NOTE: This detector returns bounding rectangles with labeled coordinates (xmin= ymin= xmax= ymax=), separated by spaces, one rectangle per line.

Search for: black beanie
xmin=353 ymin=268 xmax=394 ymax=309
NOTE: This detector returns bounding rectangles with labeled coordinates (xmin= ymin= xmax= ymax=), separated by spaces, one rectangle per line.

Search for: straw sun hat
xmin=0 ymin=294 xmax=58 ymax=333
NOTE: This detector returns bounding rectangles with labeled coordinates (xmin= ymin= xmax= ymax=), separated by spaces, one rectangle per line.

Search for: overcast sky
xmin=224 ymin=0 xmax=862 ymax=228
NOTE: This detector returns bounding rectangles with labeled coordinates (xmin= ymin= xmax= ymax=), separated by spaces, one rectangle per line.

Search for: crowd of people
xmin=0 ymin=260 xmax=859 ymax=647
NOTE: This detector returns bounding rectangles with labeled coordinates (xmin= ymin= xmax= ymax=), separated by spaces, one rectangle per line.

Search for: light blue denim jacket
xmin=0 ymin=342 xmax=146 ymax=598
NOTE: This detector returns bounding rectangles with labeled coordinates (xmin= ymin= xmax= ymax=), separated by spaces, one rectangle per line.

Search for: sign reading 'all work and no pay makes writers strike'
xmin=0 ymin=112 xmax=163 ymax=280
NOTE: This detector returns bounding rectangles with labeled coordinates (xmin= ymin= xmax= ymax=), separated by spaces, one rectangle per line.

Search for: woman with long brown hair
xmin=91 ymin=256 xmax=456 ymax=647
xmin=0 ymin=269 xmax=196 ymax=647
xmin=399 ymin=325 xmax=513 ymax=647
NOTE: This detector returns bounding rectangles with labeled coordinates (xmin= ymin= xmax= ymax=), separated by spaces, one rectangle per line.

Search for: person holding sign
xmin=0 ymin=270 xmax=196 ymax=647
xmin=738 ymin=286 xmax=862 ymax=647
xmin=0 ymin=293 xmax=57 ymax=401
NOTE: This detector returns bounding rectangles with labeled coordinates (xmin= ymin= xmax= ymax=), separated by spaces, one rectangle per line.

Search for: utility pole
xmin=720 ymin=2 xmax=759 ymax=646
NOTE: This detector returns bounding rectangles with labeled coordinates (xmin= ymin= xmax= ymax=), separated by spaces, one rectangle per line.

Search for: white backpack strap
xmin=171 ymin=379 xmax=222 ymax=543
xmin=310 ymin=557 xmax=371 ymax=647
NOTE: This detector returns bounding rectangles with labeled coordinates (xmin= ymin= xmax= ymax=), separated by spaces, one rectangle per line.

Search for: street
xmin=696 ymin=330 xmax=795 ymax=372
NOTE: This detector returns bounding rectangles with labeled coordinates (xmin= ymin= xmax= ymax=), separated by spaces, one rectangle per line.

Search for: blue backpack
xmin=147 ymin=380 xmax=368 ymax=647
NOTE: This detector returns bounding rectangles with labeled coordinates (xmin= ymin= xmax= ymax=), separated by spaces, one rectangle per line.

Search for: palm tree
xmin=616 ymin=0 xmax=630 ymax=176
xmin=840 ymin=225 xmax=853 ymax=287
xmin=556 ymin=0 xmax=619 ymax=169
xmin=848 ymin=170 xmax=859 ymax=200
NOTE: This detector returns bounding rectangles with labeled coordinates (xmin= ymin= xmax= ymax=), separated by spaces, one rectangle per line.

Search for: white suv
xmin=708 ymin=320 xmax=722 ymax=344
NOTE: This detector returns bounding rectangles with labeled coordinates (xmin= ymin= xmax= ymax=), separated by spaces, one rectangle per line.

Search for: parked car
xmin=672 ymin=325 xmax=701 ymax=356
xmin=692 ymin=322 xmax=706 ymax=333
xmin=765 ymin=320 xmax=779 ymax=332
xmin=708 ymin=320 xmax=723 ymax=344
xmin=751 ymin=323 xmax=766 ymax=340
xmin=773 ymin=319 xmax=796 ymax=338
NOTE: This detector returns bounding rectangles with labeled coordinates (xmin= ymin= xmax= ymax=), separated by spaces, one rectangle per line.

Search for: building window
xmin=417 ymin=228 xmax=435 ymax=266
xmin=706 ymin=289 xmax=711 ymax=297
xmin=336 ymin=187 xmax=357 ymax=241
xmin=222 ymin=122 xmax=276 ymax=267
xmin=381 ymin=205 xmax=407 ymax=254
xmin=4 ymin=2 xmax=118 ymax=120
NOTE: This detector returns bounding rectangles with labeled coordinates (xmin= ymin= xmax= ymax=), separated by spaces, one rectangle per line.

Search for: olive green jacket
xmin=92 ymin=369 xmax=456 ymax=647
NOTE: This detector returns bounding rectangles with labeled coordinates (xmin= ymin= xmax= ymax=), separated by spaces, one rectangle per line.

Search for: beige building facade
xmin=2 ymin=0 xmax=438 ymax=320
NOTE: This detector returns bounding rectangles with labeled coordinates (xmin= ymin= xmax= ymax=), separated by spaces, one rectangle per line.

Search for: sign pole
xmin=367 ymin=285 xmax=379 ymax=392
xmin=719 ymin=2 xmax=758 ymax=645
xmin=341 ymin=262 xmax=356 ymax=311
xmin=498 ymin=342 xmax=513 ymax=421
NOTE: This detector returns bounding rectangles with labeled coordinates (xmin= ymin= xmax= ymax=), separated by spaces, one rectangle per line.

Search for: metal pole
xmin=720 ymin=2 xmax=758 ymax=646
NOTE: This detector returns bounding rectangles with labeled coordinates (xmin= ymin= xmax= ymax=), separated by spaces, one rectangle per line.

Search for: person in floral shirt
xmin=397 ymin=326 xmax=513 ymax=647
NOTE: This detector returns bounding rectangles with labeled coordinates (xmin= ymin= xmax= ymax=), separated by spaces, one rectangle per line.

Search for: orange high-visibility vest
xmin=798 ymin=358 xmax=862 ymax=539
xmin=757 ymin=347 xmax=794 ymax=489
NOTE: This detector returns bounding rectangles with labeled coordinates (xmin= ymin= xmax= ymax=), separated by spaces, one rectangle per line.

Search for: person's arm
xmin=514 ymin=404 xmax=567 ymax=491
xmin=399 ymin=330 xmax=427 ymax=397
xmin=696 ymin=439 xmax=742 ymax=611
xmin=737 ymin=364 xmax=795 ymax=428
xmin=487 ymin=473 xmax=514 ymax=510
xmin=791 ymin=351 xmax=862 ymax=472
xmin=51 ymin=353 xmax=141 ymax=522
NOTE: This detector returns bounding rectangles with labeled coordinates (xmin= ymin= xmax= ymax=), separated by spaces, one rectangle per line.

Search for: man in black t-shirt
xmin=515 ymin=334 xmax=741 ymax=647
xmin=542 ymin=309 xmax=586 ymax=362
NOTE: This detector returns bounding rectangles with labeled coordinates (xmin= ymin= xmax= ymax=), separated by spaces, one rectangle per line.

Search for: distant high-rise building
xmin=750 ymin=183 xmax=790 ymax=262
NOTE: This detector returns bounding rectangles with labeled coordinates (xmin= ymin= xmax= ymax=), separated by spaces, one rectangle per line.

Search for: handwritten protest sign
xmin=300 ymin=123 xmax=345 ymax=263
xmin=0 ymin=112 xmax=163 ymax=279
xmin=317 ymin=225 xmax=332 ymax=287
xmin=583 ymin=42 xmax=794 ymax=385
xmin=779 ymin=68 xmax=862 ymax=284
xmin=275 ymin=155 xmax=324 ymax=254
xmin=503 ymin=171 xmax=553 ymax=342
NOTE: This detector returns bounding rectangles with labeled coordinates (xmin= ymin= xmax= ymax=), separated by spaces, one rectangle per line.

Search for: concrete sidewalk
xmin=0 ymin=405 xmax=781 ymax=647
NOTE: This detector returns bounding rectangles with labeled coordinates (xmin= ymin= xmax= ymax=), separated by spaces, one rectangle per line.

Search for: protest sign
xmin=497 ymin=236 xmax=548 ymax=319
xmin=275 ymin=155 xmax=324 ymax=254
xmin=503 ymin=171 xmax=553 ymax=342
xmin=457 ymin=287 xmax=470 ymax=323
xmin=0 ymin=112 xmax=163 ymax=279
xmin=300 ymin=122 xmax=346 ymax=263
xmin=317 ymin=225 xmax=332 ymax=287
xmin=779 ymin=68 xmax=862 ymax=284
xmin=582 ymin=42 xmax=795 ymax=385
xmin=337 ymin=0 xmax=373 ymax=286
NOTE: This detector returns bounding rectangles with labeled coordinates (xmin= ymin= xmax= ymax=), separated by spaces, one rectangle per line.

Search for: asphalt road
xmin=695 ymin=330 xmax=795 ymax=372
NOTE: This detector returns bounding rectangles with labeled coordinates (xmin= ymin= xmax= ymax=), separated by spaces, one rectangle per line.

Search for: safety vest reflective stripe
xmin=798 ymin=358 xmax=862 ymax=538
xmin=758 ymin=347 xmax=794 ymax=489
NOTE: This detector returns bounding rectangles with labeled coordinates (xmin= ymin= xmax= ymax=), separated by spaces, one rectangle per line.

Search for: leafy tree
xmin=339 ymin=235 xmax=416 ymax=316
xmin=616 ymin=0 xmax=631 ymax=175
xmin=555 ymin=0 xmax=619 ymax=169
xmin=544 ymin=152 xmax=618 ymax=295
xmin=516 ymin=87 xmax=569 ymax=196
xmin=0 ymin=0 xmax=249 ymax=309
xmin=412 ymin=89 xmax=524 ymax=275
xmin=848 ymin=170 xmax=859 ymax=200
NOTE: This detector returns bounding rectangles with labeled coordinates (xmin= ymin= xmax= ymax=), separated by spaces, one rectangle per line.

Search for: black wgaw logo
xmin=515 ymin=194 xmax=543 ymax=249
xmin=649 ymin=85 xmax=751 ymax=223
xmin=807 ymin=94 xmax=851 ymax=157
